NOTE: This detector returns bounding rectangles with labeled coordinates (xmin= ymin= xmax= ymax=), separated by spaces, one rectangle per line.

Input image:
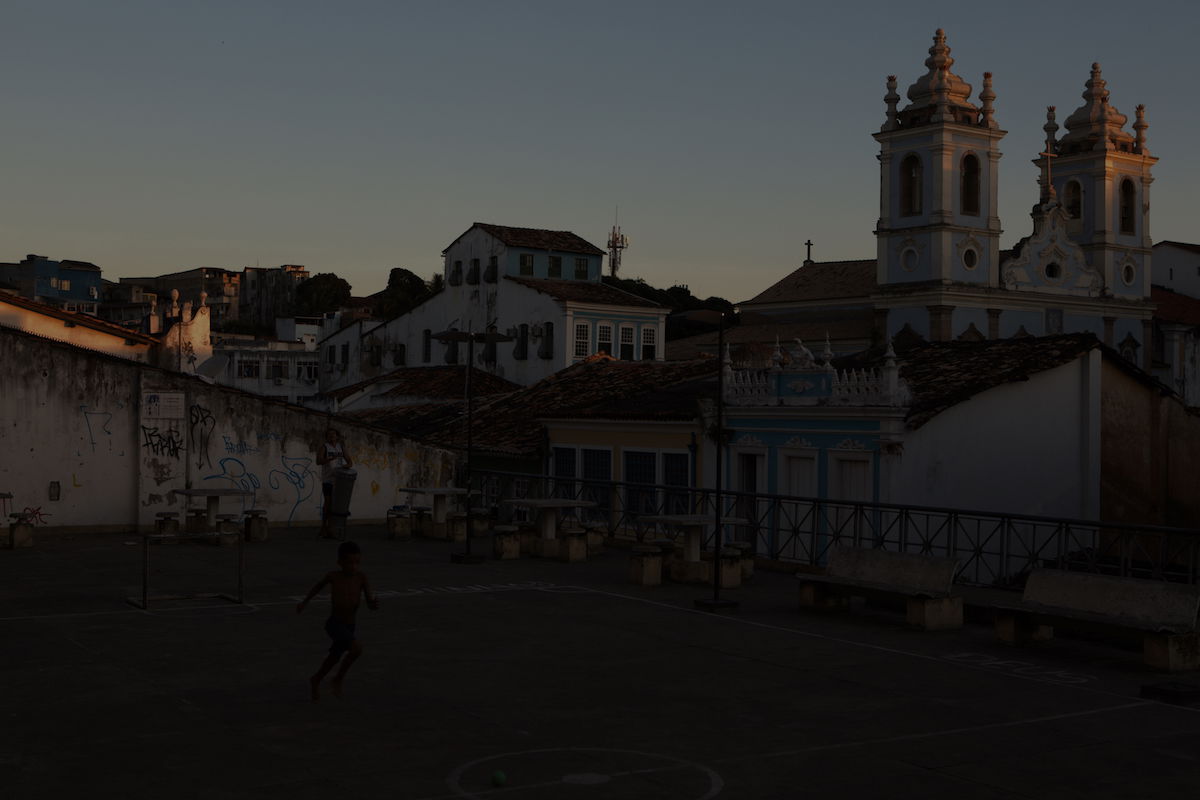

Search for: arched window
xmin=1065 ymin=181 xmax=1082 ymax=219
xmin=960 ymin=154 xmax=980 ymax=216
xmin=900 ymin=155 xmax=923 ymax=217
xmin=1119 ymin=179 xmax=1136 ymax=234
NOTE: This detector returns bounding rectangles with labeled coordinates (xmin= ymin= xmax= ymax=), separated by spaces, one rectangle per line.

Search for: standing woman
xmin=317 ymin=428 xmax=353 ymax=538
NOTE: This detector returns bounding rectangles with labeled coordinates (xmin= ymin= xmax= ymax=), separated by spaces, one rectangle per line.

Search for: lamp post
xmin=696 ymin=311 xmax=738 ymax=612
xmin=434 ymin=325 xmax=513 ymax=564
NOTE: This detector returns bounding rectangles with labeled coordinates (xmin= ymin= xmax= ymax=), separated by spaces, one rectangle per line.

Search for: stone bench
xmin=798 ymin=547 xmax=963 ymax=631
xmin=445 ymin=511 xmax=468 ymax=543
xmin=386 ymin=505 xmax=411 ymax=540
xmin=184 ymin=509 xmax=209 ymax=534
xmin=995 ymin=570 xmax=1200 ymax=672
xmin=558 ymin=528 xmax=588 ymax=563
xmin=492 ymin=525 xmax=521 ymax=560
xmin=726 ymin=540 xmax=754 ymax=580
xmin=213 ymin=514 xmax=242 ymax=545
xmin=630 ymin=544 xmax=663 ymax=586
xmin=154 ymin=511 xmax=180 ymax=537
xmin=7 ymin=513 xmax=34 ymax=549
xmin=243 ymin=509 xmax=268 ymax=542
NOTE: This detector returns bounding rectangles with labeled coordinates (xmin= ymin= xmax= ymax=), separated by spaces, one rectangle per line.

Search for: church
xmin=735 ymin=30 xmax=1158 ymax=370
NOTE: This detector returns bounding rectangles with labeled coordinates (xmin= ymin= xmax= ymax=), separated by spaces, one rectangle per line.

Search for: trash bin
xmin=329 ymin=467 xmax=357 ymax=519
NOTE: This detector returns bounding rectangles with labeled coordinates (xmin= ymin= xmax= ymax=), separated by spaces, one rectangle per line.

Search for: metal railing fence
xmin=474 ymin=469 xmax=1200 ymax=588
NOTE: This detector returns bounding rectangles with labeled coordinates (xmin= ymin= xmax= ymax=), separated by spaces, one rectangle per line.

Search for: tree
xmin=294 ymin=273 xmax=352 ymax=316
xmin=428 ymin=272 xmax=444 ymax=294
xmin=374 ymin=267 xmax=432 ymax=319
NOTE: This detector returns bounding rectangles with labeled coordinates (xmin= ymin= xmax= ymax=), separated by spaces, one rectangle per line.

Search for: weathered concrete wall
xmin=1101 ymin=359 xmax=1200 ymax=528
xmin=1 ymin=328 xmax=456 ymax=532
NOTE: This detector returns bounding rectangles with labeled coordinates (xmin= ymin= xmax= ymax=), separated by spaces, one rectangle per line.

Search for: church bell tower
xmin=1038 ymin=63 xmax=1156 ymax=302
xmin=874 ymin=30 xmax=1006 ymax=293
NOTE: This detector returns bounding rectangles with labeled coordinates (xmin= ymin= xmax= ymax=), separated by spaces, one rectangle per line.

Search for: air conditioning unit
xmin=530 ymin=324 xmax=544 ymax=338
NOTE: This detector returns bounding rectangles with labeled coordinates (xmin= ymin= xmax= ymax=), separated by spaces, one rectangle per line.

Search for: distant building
xmin=203 ymin=332 xmax=322 ymax=406
xmin=120 ymin=268 xmax=240 ymax=328
xmin=239 ymin=264 xmax=309 ymax=329
xmin=0 ymin=254 xmax=103 ymax=314
xmin=318 ymin=222 xmax=668 ymax=396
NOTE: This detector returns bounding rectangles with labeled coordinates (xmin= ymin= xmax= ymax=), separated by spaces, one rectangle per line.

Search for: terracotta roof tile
xmin=666 ymin=318 xmax=874 ymax=361
xmin=1152 ymin=285 xmax=1200 ymax=326
xmin=1155 ymin=240 xmax=1200 ymax=256
xmin=897 ymin=334 xmax=1102 ymax=429
xmin=505 ymin=276 xmax=664 ymax=308
xmin=358 ymin=357 xmax=715 ymax=455
xmin=739 ymin=259 xmax=877 ymax=307
xmin=447 ymin=223 xmax=605 ymax=256
xmin=327 ymin=366 xmax=521 ymax=402
xmin=0 ymin=292 xmax=159 ymax=345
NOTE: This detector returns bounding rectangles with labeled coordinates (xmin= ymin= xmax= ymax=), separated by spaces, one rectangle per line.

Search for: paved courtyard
xmin=3 ymin=527 xmax=1200 ymax=799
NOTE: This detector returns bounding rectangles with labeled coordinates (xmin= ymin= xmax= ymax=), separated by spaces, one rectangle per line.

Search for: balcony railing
xmin=475 ymin=469 xmax=1200 ymax=589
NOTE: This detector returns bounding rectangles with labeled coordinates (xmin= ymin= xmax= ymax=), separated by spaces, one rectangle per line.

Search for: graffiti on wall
xmin=141 ymin=426 xmax=184 ymax=459
xmin=80 ymin=405 xmax=116 ymax=455
xmin=188 ymin=404 xmax=215 ymax=469
xmin=204 ymin=457 xmax=261 ymax=507
xmin=222 ymin=436 xmax=260 ymax=456
xmin=269 ymin=455 xmax=317 ymax=524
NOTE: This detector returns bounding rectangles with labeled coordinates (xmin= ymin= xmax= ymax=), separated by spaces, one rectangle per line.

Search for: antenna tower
xmin=607 ymin=218 xmax=629 ymax=278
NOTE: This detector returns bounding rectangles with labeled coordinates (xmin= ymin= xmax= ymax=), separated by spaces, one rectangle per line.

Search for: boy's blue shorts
xmin=324 ymin=616 xmax=356 ymax=658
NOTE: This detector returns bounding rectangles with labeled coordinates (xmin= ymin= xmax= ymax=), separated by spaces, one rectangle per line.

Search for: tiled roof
xmin=666 ymin=317 xmax=874 ymax=361
xmin=1155 ymin=240 xmax=1200 ymax=256
xmin=447 ymin=223 xmax=605 ymax=256
xmin=1152 ymin=285 xmax=1200 ymax=327
xmin=739 ymin=259 xmax=877 ymax=307
xmin=356 ymin=356 xmax=715 ymax=455
xmin=327 ymin=366 xmax=522 ymax=402
xmin=897 ymin=334 xmax=1103 ymax=429
xmin=0 ymin=292 xmax=159 ymax=345
xmin=505 ymin=276 xmax=664 ymax=308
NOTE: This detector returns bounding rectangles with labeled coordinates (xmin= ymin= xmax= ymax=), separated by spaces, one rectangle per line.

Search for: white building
xmin=319 ymin=223 xmax=668 ymax=395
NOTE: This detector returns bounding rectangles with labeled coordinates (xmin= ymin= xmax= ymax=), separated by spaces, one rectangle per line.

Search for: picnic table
xmin=172 ymin=488 xmax=253 ymax=529
xmin=398 ymin=487 xmax=471 ymax=524
xmin=504 ymin=498 xmax=597 ymax=540
xmin=640 ymin=514 xmax=748 ymax=564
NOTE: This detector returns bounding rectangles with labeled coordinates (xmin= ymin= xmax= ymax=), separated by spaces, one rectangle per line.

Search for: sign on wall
xmin=142 ymin=391 xmax=185 ymax=420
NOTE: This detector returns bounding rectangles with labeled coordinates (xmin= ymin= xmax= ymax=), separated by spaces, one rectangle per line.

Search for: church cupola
xmin=874 ymin=30 xmax=1006 ymax=292
xmin=1037 ymin=63 xmax=1156 ymax=301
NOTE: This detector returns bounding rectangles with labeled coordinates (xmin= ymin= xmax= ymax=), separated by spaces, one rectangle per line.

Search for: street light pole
xmin=435 ymin=326 xmax=512 ymax=565
xmin=696 ymin=312 xmax=738 ymax=612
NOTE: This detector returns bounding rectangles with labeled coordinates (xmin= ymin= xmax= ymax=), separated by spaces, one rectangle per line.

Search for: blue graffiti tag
xmin=268 ymin=455 xmax=316 ymax=524
xmin=203 ymin=457 xmax=261 ymax=510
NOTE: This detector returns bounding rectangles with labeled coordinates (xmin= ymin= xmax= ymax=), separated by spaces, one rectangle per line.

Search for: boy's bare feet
xmin=310 ymin=676 xmax=321 ymax=702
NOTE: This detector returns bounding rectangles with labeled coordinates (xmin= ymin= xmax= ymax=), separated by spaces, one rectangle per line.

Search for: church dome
xmin=898 ymin=29 xmax=979 ymax=126
xmin=1058 ymin=63 xmax=1135 ymax=154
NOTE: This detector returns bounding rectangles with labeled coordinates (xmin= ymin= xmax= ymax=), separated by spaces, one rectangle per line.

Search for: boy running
xmin=297 ymin=541 xmax=379 ymax=700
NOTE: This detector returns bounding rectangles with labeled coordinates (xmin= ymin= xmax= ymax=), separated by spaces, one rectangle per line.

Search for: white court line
xmin=716 ymin=701 xmax=1150 ymax=763
xmin=570 ymin=586 xmax=1200 ymax=714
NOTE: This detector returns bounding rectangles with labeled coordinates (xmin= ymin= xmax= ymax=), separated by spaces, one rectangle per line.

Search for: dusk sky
xmin=3 ymin=0 xmax=1196 ymax=302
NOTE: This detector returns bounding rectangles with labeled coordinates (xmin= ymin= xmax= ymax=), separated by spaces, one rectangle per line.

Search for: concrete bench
xmin=630 ymin=544 xmax=663 ymax=586
xmin=726 ymin=541 xmax=754 ymax=580
xmin=8 ymin=513 xmax=34 ymax=549
xmin=995 ymin=570 xmax=1200 ymax=671
xmin=798 ymin=547 xmax=963 ymax=630
xmin=213 ymin=514 xmax=241 ymax=545
xmin=243 ymin=509 xmax=268 ymax=542
xmin=184 ymin=508 xmax=209 ymax=534
xmin=445 ymin=511 xmax=468 ymax=543
xmin=558 ymin=528 xmax=588 ymax=563
xmin=154 ymin=511 xmax=180 ymax=536
xmin=386 ymin=505 xmax=411 ymax=540
xmin=492 ymin=525 xmax=521 ymax=559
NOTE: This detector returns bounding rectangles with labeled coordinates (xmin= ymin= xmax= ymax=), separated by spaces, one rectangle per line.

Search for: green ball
xmin=491 ymin=770 xmax=506 ymax=787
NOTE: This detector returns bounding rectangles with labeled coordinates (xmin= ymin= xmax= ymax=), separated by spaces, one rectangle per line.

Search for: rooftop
xmin=447 ymin=222 xmax=606 ymax=256
xmin=738 ymin=259 xmax=877 ymax=307
xmin=505 ymin=276 xmax=665 ymax=308
xmin=328 ymin=366 xmax=523 ymax=403
xmin=0 ymin=292 xmax=159 ymax=346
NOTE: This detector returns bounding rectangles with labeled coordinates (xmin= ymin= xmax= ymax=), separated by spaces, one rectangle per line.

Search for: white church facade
xmin=740 ymin=30 xmax=1159 ymax=373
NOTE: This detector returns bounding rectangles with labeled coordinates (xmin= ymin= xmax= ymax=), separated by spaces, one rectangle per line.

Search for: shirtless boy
xmin=297 ymin=541 xmax=379 ymax=700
